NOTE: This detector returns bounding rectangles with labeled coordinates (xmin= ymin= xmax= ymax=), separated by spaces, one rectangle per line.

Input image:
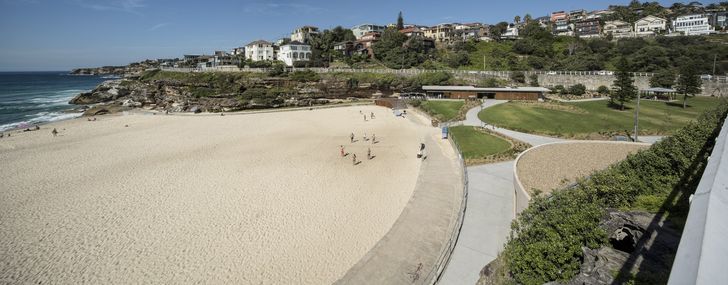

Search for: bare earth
xmin=0 ymin=106 xmax=432 ymax=284
xmin=517 ymin=142 xmax=650 ymax=195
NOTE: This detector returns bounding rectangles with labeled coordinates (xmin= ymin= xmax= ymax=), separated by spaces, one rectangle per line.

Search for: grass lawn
xmin=420 ymin=100 xmax=465 ymax=122
xmin=449 ymin=126 xmax=512 ymax=159
xmin=478 ymin=97 xmax=725 ymax=138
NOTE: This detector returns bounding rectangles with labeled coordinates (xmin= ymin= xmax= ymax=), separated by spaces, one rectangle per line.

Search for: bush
xmin=597 ymin=85 xmax=610 ymax=95
xmin=267 ymin=62 xmax=286 ymax=77
xmin=568 ymin=84 xmax=586 ymax=96
xmin=510 ymin=71 xmax=526 ymax=84
xmin=289 ymin=70 xmax=320 ymax=82
xmin=248 ymin=60 xmax=272 ymax=68
xmin=408 ymin=71 xmax=452 ymax=90
xmin=504 ymin=100 xmax=728 ymax=285
xmin=551 ymin=85 xmax=566 ymax=94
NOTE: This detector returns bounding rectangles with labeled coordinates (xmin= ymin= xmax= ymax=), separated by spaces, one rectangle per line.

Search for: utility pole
xmin=483 ymin=55 xmax=486 ymax=70
xmin=633 ymin=92 xmax=641 ymax=142
xmin=713 ymin=54 xmax=717 ymax=76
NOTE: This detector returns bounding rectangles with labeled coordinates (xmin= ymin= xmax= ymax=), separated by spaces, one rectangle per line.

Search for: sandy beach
xmin=0 ymin=105 xmax=434 ymax=284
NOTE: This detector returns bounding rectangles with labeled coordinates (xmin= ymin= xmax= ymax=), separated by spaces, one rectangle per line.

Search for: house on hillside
xmin=575 ymin=18 xmax=602 ymax=38
xmin=399 ymin=27 xmax=424 ymax=37
xmin=423 ymin=24 xmax=454 ymax=43
xmin=587 ymin=9 xmax=613 ymax=19
xmin=291 ymin=26 xmax=319 ymax=44
xmin=231 ymin=47 xmax=245 ymax=56
xmin=279 ymin=41 xmax=311 ymax=67
xmin=351 ymin=24 xmax=386 ymax=39
xmin=535 ymin=16 xmax=551 ymax=28
xmin=334 ymin=41 xmax=356 ymax=57
xmin=634 ymin=15 xmax=667 ymax=36
xmin=553 ymin=19 xmax=574 ymax=36
xmin=356 ymin=32 xmax=381 ymax=57
xmin=603 ymin=20 xmax=634 ymax=38
xmin=672 ymin=14 xmax=714 ymax=35
xmin=707 ymin=11 xmax=728 ymax=31
xmin=551 ymin=11 xmax=568 ymax=22
xmin=569 ymin=9 xmax=587 ymax=21
xmin=245 ymin=40 xmax=276 ymax=61
xmin=502 ymin=23 xmax=520 ymax=39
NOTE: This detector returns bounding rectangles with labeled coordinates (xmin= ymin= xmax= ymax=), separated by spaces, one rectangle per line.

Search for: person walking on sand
xmin=51 ymin=128 xmax=58 ymax=137
xmin=340 ymin=145 xmax=345 ymax=157
xmin=364 ymin=115 xmax=367 ymax=121
xmin=363 ymin=132 xmax=367 ymax=141
xmin=371 ymin=112 xmax=375 ymax=119
xmin=350 ymin=132 xmax=355 ymax=143
xmin=352 ymin=154 xmax=357 ymax=165
xmin=367 ymin=147 xmax=372 ymax=160
xmin=372 ymin=133 xmax=376 ymax=144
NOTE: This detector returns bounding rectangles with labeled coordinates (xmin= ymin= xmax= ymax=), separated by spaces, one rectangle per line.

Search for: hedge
xmin=504 ymin=99 xmax=728 ymax=285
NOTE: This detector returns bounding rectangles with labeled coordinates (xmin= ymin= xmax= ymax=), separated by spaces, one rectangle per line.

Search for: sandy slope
xmin=0 ymin=106 xmax=431 ymax=284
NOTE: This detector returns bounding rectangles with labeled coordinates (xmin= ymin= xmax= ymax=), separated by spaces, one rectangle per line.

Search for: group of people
xmin=360 ymin=110 xmax=376 ymax=122
xmin=344 ymin=124 xmax=379 ymax=166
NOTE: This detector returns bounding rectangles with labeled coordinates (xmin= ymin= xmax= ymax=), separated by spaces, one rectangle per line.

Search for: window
xmin=293 ymin=53 xmax=298 ymax=59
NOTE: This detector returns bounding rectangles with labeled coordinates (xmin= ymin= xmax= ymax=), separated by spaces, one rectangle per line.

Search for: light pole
xmin=633 ymin=91 xmax=640 ymax=142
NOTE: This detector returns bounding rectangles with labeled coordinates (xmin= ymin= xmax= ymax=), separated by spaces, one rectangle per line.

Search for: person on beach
xmin=350 ymin=132 xmax=355 ymax=143
xmin=340 ymin=145 xmax=345 ymax=157
xmin=352 ymin=154 xmax=357 ymax=165
xmin=372 ymin=133 xmax=376 ymax=143
xmin=363 ymin=132 xmax=367 ymax=141
xmin=0 ymin=132 xmax=4 ymax=138
xmin=51 ymin=128 xmax=58 ymax=137
xmin=35 ymin=125 xmax=40 ymax=130
xmin=364 ymin=115 xmax=367 ymax=121
xmin=371 ymin=112 xmax=375 ymax=119
xmin=367 ymin=147 xmax=372 ymax=160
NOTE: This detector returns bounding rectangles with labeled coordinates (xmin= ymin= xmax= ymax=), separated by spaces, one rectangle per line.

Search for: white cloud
xmin=75 ymin=0 xmax=146 ymax=15
xmin=148 ymin=22 xmax=170 ymax=31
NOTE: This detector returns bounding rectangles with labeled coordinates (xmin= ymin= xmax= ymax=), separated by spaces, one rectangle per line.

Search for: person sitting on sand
xmin=35 ymin=125 xmax=40 ymax=130
xmin=51 ymin=128 xmax=58 ymax=137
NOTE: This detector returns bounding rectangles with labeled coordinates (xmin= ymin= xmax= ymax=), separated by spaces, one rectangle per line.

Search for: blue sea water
xmin=0 ymin=72 xmax=106 ymax=131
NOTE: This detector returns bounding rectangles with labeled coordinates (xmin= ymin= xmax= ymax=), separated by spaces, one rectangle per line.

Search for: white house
xmin=672 ymin=14 xmax=713 ymax=35
xmin=279 ymin=41 xmax=312 ymax=67
xmin=634 ymin=15 xmax=667 ymax=36
xmin=245 ymin=40 xmax=275 ymax=61
xmin=291 ymin=26 xmax=319 ymax=43
xmin=351 ymin=24 xmax=386 ymax=39
xmin=503 ymin=23 xmax=519 ymax=38
xmin=603 ymin=20 xmax=633 ymax=38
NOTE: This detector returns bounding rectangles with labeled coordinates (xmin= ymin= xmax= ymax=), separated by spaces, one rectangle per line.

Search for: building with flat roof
xmin=422 ymin=86 xmax=550 ymax=100
xmin=352 ymin=24 xmax=386 ymax=39
xmin=672 ymin=14 xmax=714 ymax=35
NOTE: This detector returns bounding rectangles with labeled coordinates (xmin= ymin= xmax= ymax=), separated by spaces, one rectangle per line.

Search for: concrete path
xmin=639 ymin=136 xmax=665 ymax=144
xmin=464 ymin=100 xmax=563 ymax=146
xmin=336 ymin=130 xmax=464 ymax=284
xmin=547 ymin=97 xmax=609 ymax=103
xmin=438 ymin=161 xmax=515 ymax=285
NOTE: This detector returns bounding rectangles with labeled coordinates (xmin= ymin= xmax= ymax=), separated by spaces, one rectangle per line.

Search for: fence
xmin=422 ymin=121 xmax=469 ymax=285
xmin=668 ymin=113 xmax=728 ymax=285
xmin=159 ymin=67 xmax=728 ymax=83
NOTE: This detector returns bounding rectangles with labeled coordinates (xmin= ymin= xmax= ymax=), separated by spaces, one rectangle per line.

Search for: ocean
xmin=0 ymin=72 xmax=107 ymax=131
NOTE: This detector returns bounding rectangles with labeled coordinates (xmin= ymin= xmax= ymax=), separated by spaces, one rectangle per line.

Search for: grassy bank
xmin=501 ymin=99 xmax=728 ymax=285
xmin=419 ymin=101 xmax=465 ymax=122
xmin=479 ymin=97 xmax=721 ymax=138
xmin=449 ymin=126 xmax=511 ymax=159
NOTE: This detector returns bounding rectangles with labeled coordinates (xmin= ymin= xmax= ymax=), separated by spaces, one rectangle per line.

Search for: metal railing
xmin=668 ymin=112 xmax=728 ymax=285
xmin=159 ymin=67 xmax=727 ymax=82
xmin=422 ymin=121 xmax=469 ymax=284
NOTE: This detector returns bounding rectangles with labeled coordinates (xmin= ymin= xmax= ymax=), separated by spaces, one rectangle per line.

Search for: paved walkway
xmin=336 ymin=122 xmax=464 ymax=284
xmin=464 ymin=100 xmax=563 ymax=146
xmin=438 ymin=161 xmax=515 ymax=285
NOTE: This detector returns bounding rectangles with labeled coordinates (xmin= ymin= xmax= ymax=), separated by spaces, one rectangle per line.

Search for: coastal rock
xmin=69 ymin=80 xmax=126 ymax=104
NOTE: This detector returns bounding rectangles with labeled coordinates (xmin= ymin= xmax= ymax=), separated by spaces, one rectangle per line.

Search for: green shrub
xmin=510 ymin=71 xmax=526 ymax=83
xmin=552 ymin=85 xmax=566 ymax=94
xmin=504 ymin=99 xmax=728 ymax=285
xmin=569 ymin=84 xmax=586 ymax=96
xmin=597 ymin=85 xmax=610 ymax=95
xmin=289 ymin=70 xmax=320 ymax=82
xmin=408 ymin=71 xmax=452 ymax=90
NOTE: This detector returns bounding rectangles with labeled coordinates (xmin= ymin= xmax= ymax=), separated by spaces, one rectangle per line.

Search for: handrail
xmin=668 ymin=113 xmax=728 ymax=285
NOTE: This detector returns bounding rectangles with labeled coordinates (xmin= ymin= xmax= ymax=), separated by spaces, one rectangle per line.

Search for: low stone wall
xmin=513 ymin=141 xmax=651 ymax=215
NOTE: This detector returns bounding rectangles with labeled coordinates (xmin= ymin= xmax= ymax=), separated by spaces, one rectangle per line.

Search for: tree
xmin=611 ymin=57 xmax=637 ymax=110
xmin=510 ymin=71 xmax=526 ymax=84
xmin=397 ymin=11 xmax=404 ymax=30
xmin=569 ymin=84 xmax=586 ymax=96
xmin=524 ymin=14 xmax=533 ymax=23
xmin=597 ymin=85 xmax=610 ymax=96
xmin=514 ymin=15 xmax=521 ymax=24
xmin=649 ymin=69 xmax=676 ymax=88
xmin=675 ymin=63 xmax=702 ymax=108
xmin=529 ymin=74 xmax=539 ymax=87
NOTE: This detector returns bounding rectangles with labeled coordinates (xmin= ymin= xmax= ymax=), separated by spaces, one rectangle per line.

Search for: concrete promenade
xmin=335 ymin=119 xmax=464 ymax=284
xmin=439 ymin=102 xmax=565 ymax=284
xmin=438 ymin=161 xmax=515 ymax=285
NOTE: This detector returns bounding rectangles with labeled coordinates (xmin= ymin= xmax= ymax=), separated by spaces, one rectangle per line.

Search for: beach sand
xmin=0 ymin=106 xmax=432 ymax=284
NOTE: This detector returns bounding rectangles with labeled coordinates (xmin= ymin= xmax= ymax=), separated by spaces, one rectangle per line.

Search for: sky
xmin=0 ymin=0 xmax=720 ymax=71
